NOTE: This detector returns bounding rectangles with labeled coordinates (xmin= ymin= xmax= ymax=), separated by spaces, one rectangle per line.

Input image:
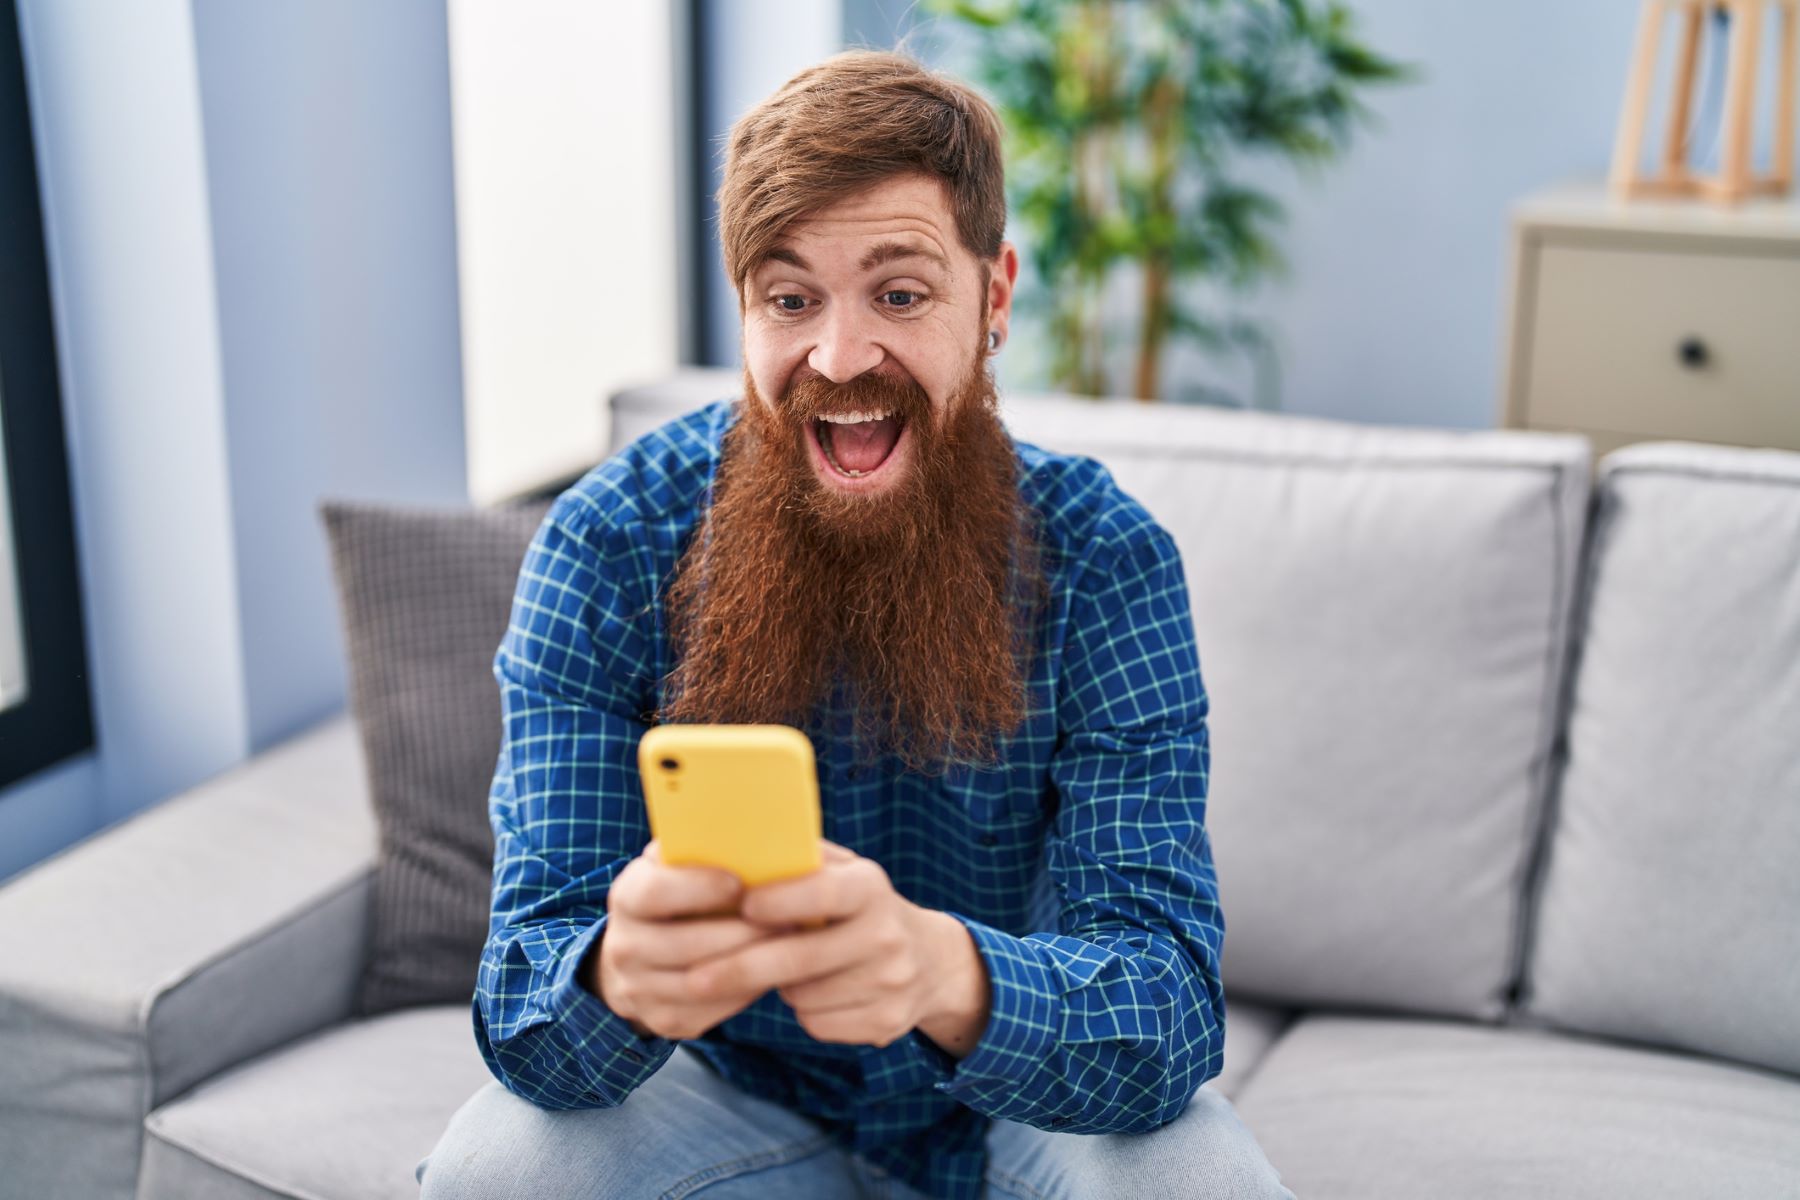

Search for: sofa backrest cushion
xmin=1519 ymin=442 xmax=1800 ymax=1077
xmin=1002 ymin=394 xmax=1591 ymax=1020
xmin=610 ymin=373 xmax=1593 ymax=1021
xmin=321 ymin=496 xmax=553 ymax=1017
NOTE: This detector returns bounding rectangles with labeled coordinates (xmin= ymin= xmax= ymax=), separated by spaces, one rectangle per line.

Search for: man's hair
xmin=716 ymin=50 xmax=1006 ymax=307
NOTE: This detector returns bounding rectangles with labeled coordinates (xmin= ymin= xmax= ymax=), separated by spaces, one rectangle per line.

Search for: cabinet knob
xmin=1677 ymin=337 xmax=1709 ymax=369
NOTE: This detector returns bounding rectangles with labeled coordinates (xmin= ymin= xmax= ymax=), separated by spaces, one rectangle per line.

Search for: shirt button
xmin=1050 ymin=1115 xmax=1074 ymax=1128
xmin=621 ymin=1048 xmax=643 ymax=1063
xmin=979 ymin=833 xmax=998 ymax=847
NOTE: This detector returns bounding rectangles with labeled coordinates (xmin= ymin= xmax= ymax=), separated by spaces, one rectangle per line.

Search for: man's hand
xmin=690 ymin=840 xmax=992 ymax=1055
xmin=592 ymin=840 xmax=777 ymax=1040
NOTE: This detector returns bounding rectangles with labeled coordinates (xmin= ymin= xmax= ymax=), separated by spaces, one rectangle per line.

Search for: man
xmin=419 ymin=50 xmax=1294 ymax=1200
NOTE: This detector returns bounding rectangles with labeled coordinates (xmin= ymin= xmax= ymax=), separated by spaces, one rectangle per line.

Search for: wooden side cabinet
xmin=1502 ymin=182 xmax=1800 ymax=457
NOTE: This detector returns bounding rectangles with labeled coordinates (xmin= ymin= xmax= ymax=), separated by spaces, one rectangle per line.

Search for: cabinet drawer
xmin=1523 ymin=242 xmax=1800 ymax=449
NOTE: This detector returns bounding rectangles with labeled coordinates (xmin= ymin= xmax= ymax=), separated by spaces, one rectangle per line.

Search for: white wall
xmin=2 ymin=1 xmax=676 ymax=884
xmin=7 ymin=0 xmax=246 ymax=878
xmin=448 ymin=1 xmax=682 ymax=505
xmin=698 ymin=0 xmax=843 ymax=366
xmin=1 ymin=0 xmax=470 ymax=883
xmin=191 ymin=0 xmax=469 ymax=753
xmin=843 ymin=0 xmax=1663 ymax=431
xmin=1233 ymin=0 xmax=1646 ymax=430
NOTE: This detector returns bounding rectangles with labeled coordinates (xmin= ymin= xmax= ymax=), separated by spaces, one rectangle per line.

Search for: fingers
xmin=777 ymin=953 xmax=919 ymax=1014
xmin=607 ymin=965 xmax=763 ymax=1041
xmin=688 ymin=908 xmax=891 ymax=1001
xmin=620 ymin=961 xmax=757 ymax=1009
xmin=789 ymin=1000 xmax=916 ymax=1048
xmin=609 ymin=851 xmax=743 ymax=921
xmin=629 ymin=916 xmax=775 ymax=968
xmin=741 ymin=855 xmax=884 ymax=927
xmin=600 ymin=911 xmax=774 ymax=1041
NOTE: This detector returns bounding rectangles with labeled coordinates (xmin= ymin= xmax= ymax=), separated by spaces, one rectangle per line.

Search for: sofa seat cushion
xmin=1232 ymin=1013 xmax=1800 ymax=1199
xmin=1204 ymin=996 xmax=1296 ymax=1100
xmin=138 ymin=1005 xmax=491 ymax=1200
xmin=133 ymin=997 xmax=1289 ymax=1200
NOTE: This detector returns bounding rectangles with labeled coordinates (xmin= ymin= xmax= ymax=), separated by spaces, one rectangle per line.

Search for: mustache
xmin=779 ymin=369 xmax=933 ymax=425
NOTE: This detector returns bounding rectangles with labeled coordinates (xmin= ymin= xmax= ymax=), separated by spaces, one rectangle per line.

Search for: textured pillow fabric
xmin=321 ymin=496 xmax=555 ymax=1017
xmin=1519 ymin=441 xmax=1800 ymax=1078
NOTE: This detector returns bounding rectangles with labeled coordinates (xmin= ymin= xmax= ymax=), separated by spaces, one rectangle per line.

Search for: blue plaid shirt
xmin=474 ymin=398 xmax=1225 ymax=1199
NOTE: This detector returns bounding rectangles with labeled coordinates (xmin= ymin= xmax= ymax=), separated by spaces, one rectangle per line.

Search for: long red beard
xmin=658 ymin=342 xmax=1045 ymax=774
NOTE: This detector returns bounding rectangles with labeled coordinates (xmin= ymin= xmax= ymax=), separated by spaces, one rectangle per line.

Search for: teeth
xmin=818 ymin=409 xmax=892 ymax=425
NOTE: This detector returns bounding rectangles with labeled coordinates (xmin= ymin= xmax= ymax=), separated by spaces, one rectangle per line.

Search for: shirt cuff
xmin=544 ymin=917 xmax=677 ymax=1095
xmin=931 ymin=912 xmax=1061 ymax=1098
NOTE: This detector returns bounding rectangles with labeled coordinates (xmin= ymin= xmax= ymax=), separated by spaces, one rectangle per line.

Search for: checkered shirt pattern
xmin=473 ymin=398 xmax=1224 ymax=1200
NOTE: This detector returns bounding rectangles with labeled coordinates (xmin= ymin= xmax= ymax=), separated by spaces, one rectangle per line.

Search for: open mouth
xmin=812 ymin=410 xmax=906 ymax=482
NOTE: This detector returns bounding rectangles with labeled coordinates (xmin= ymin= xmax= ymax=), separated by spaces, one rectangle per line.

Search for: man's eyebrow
xmin=857 ymin=240 xmax=949 ymax=273
xmin=762 ymin=246 xmax=812 ymax=272
xmin=754 ymin=241 xmax=950 ymax=276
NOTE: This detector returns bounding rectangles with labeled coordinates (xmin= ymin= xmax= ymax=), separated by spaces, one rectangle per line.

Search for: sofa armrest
xmin=0 ymin=711 xmax=377 ymax=1200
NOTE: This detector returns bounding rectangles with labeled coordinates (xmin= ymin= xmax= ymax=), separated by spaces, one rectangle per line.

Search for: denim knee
xmin=1086 ymin=1088 xmax=1294 ymax=1200
xmin=417 ymin=1056 xmax=851 ymax=1200
xmin=996 ymin=1087 xmax=1294 ymax=1200
xmin=416 ymin=1082 xmax=576 ymax=1200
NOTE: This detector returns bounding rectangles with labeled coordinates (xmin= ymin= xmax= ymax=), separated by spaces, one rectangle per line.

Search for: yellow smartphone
xmin=638 ymin=723 xmax=823 ymax=889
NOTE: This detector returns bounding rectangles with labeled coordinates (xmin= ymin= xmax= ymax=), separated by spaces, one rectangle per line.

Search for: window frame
xmin=0 ymin=0 xmax=96 ymax=788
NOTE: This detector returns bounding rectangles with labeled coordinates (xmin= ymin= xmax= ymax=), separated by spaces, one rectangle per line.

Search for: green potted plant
xmin=931 ymin=0 xmax=1408 ymax=403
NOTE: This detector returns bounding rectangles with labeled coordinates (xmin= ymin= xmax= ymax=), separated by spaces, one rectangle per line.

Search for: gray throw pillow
xmin=320 ymin=495 xmax=555 ymax=1017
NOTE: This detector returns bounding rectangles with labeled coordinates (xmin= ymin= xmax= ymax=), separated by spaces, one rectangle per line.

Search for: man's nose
xmin=806 ymin=307 xmax=884 ymax=383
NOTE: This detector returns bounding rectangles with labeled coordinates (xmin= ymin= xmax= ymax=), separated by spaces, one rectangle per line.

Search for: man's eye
xmin=882 ymin=290 xmax=921 ymax=309
xmin=773 ymin=295 xmax=807 ymax=313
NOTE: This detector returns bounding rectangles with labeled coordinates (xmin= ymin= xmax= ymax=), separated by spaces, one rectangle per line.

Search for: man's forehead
xmin=761 ymin=176 xmax=961 ymax=274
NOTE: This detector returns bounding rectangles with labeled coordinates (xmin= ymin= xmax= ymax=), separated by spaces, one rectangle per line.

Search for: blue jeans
xmin=416 ymin=1045 xmax=1295 ymax=1199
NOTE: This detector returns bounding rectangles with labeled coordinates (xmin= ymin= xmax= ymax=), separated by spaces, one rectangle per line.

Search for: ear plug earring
xmin=987 ymin=328 xmax=1002 ymax=353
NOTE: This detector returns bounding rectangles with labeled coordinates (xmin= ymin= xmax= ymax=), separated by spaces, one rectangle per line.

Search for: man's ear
xmin=986 ymin=242 xmax=1020 ymax=345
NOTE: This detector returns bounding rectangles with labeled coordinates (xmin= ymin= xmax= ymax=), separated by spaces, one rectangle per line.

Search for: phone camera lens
xmin=658 ymin=757 xmax=680 ymax=772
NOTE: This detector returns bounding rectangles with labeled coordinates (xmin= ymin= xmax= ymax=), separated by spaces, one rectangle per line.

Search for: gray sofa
xmin=4 ymin=368 xmax=1797 ymax=1199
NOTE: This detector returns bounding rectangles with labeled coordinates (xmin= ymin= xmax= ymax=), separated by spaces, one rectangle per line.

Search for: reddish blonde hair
xmin=716 ymin=50 xmax=1006 ymax=306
